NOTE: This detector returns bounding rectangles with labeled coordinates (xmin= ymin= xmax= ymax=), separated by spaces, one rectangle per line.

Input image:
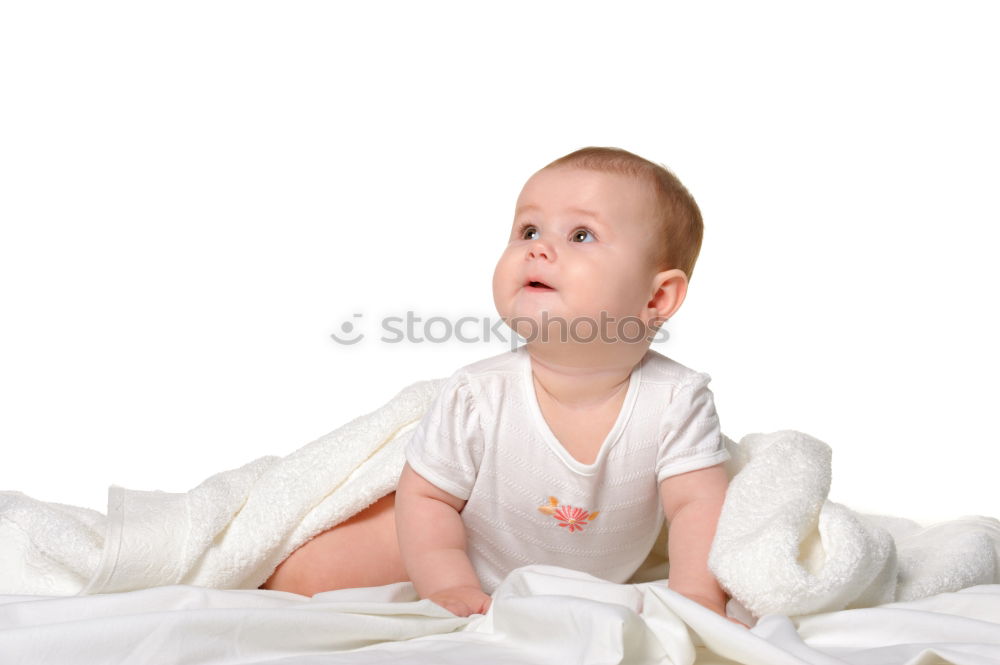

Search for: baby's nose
xmin=527 ymin=241 xmax=553 ymax=260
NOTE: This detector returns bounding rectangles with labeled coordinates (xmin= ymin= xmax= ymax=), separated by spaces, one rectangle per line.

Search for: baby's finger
xmin=435 ymin=599 xmax=472 ymax=617
xmin=451 ymin=601 xmax=474 ymax=617
xmin=726 ymin=616 xmax=749 ymax=628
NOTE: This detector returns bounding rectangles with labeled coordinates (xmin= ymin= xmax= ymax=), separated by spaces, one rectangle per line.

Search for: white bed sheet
xmin=1 ymin=565 xmax=998 ymax=665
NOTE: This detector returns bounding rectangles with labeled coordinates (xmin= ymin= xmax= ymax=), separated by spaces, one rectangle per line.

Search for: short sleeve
xmin=404 ymin=372 xmax=485 ymax=501
xmin=655 ymin=372 xmax=729 ymax=483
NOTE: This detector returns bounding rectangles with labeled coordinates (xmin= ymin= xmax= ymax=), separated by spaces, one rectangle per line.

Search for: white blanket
xmin=2 ymin=569 xmax=999 ymax=665
xmin=1 ymin=378 xmax=998 ymax=620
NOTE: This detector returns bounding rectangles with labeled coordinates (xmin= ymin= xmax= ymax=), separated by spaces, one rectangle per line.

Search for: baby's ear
xmin=647 ymin=269 xmax=688 ymax=321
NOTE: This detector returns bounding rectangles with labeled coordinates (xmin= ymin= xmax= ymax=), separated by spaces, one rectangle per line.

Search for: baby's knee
xmin=259 ymin=494 xmax=406 ymax=595
xmin=259 ymin=555 xmax=314 ymax=596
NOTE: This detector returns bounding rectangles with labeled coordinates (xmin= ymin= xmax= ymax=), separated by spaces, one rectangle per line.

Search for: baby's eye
xmin=519 ymin=224 xmax=539 ymax=240
xmin=571 ymin=228 xmax=596 ymax=243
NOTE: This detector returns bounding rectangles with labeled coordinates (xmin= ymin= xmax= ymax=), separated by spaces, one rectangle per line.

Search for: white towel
xmin=2 ymin=384 xmax=998 ymax=618
xmin=0 ymin=378 xmax=446 ymax=595
xmin=708 ymin=430 xmax=1000 ymax=617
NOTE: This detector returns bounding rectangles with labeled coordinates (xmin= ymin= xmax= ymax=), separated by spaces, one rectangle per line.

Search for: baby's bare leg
xmin=259 ymin=491 xmax=409 ymax=596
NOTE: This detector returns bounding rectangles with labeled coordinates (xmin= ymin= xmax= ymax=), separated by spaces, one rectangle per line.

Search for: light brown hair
xmin=541 ymin=146 xmax=704 ymax=280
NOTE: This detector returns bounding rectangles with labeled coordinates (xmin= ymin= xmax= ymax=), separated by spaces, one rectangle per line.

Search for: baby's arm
xmin=660 ymin=463 xmax=738 ymax=622
xmin=395 ymin=462 xmax=491 ymax=617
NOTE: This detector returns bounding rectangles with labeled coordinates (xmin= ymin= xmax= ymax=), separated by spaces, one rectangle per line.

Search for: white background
xmin=1 ymin=2 xmax=997 ymax=523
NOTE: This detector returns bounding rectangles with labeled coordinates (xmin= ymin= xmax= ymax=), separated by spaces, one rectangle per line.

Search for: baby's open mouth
xmin=527 ymin=281 xmax=554 ymax=290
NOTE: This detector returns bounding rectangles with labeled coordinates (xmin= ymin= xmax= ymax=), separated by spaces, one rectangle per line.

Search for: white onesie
xmin=404 ymin=345 xmax=729 ymax=594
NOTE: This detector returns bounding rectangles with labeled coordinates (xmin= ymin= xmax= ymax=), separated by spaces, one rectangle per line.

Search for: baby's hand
xmin=427 ymin=585 xmax=492 ymax=617
xmin=682 ymin=592 xmax=749 ymax=628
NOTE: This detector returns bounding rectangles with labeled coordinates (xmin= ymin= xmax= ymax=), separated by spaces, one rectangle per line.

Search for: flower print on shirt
xmin=537 ymin=496 xmax=599 ymax=533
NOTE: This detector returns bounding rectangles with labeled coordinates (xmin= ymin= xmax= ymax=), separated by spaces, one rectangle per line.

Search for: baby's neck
xmin=526 ymin=343 xmax=646 ymax=410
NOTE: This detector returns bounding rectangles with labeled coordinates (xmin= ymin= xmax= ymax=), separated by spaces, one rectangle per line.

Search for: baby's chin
xmin=503 ymin=303 xmax=638 ymax=328
xmin=503 ymin=310 xmax=654 ymax=351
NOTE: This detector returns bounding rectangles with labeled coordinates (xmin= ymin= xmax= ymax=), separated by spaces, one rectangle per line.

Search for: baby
xmin=262 ymin=147 xmax=737 ymax=624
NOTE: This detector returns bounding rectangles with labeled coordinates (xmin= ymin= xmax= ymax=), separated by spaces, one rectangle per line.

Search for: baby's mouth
xmin=525 ymin=280 xmax=555 ymax=291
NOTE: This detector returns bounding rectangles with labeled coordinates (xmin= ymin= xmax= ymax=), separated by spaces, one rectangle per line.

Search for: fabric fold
xmin=2 ymin=384 xmax=998 ymax=619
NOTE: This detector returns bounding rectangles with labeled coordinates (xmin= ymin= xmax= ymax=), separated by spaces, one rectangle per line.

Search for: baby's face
xmin=493 ymin=166 xmax=665 ymax=342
